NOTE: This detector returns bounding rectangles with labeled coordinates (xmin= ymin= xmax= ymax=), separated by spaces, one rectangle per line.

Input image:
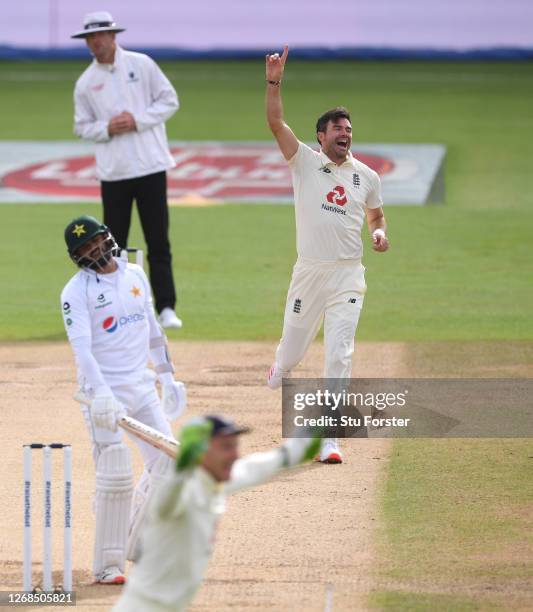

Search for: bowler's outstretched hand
xmin=265 ymin=45 xmax=289 ymax=82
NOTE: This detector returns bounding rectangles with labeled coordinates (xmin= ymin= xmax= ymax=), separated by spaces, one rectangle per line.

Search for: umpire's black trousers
xmin=101 ymin=171 xmax=176 ymax=314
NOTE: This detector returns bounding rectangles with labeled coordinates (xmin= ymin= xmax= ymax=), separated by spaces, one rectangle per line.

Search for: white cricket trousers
xmin=275 ymin=257 xmax=365 ymax=378
xmin=79 ymin=370 xmax=174 ymax=577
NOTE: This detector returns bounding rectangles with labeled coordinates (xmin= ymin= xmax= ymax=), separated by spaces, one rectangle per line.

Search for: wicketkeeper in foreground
xmin=113 ymin=414 xmax=319 ymax=611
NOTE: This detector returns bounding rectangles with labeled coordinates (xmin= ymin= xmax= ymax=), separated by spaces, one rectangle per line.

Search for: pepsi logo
xmin=102 ymin=316 xmax=118 ymax=333
xmin=102 ymin=312 xmax=145 ymax=333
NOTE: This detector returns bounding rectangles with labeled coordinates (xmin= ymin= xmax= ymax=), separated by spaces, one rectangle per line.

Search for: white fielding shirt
xmin=116 ymin=448 xmax=288 ymax=610
xmin=61 ymin=258 xmax=157 ymax=389
xmin=289 ymin=143 xmax=383 ymax=262
xmin=74 ymin=45 xmax=178 ymax=181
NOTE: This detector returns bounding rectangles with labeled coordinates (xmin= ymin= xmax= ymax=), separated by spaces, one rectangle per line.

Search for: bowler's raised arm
xmin=265 ymin=45 xmax=299 ymax=161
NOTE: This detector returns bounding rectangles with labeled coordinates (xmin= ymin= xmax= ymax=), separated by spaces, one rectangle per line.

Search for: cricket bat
xmin=119 ymin=415 xmax=179 ymax=459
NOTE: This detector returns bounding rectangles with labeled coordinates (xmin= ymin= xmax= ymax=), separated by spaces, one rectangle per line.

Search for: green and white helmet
xmin=64 ymin=215 xmax=118 ymax=270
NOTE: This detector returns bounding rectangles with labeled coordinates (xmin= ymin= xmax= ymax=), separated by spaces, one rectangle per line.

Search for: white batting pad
xmin=126 ymin=454 xmax=173 ymax=562
xmin=94 ymin=443 xmax=134 ymax=576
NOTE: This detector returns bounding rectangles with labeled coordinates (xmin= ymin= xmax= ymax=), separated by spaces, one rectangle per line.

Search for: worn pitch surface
xmin=0 ymin=340 xmax=404 ymax=610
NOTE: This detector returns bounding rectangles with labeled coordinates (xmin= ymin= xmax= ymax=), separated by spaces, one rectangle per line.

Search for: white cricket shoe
xmin=159 ymin=308 xmax=183 ymax=329
xmin=267 ymin=362 xmax=288 ymax=390
xmin=96 ymin=566 xmax=126 ymax=585
xmin=318 ymin=439 xmax=343 ymax=464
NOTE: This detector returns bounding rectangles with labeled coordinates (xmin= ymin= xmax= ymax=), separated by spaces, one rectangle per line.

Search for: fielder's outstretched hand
xmin=282 ymin=435 xmax=321 ymax=466
xmin=265 ymin=45 xmax=289 ymax=83
xmin=176 ymin=417 xmax=213 ymax=471
xmin=301 ymin=436 xmax=322 ymax=463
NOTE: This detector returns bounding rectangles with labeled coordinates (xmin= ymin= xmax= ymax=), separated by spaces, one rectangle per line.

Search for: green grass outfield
xmin=1 ymin=60 xmax=532 ymax=610
xmin=1 ymin=203 xmax=531 ymax=341
xmin=371 ymin=437 xmax=533 ymax=611
xmin=0 ymin=60 xmax=532 ymax=341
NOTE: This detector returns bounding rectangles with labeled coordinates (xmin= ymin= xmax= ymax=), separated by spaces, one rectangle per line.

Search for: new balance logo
xmin=319 ymin=166 xmax=332 ymax=174
xmin=348 ymin=298 xmax=357 ymax=303
xmin=293 ymin=299 xmax=302 ymax=314
xmin=353 ymin=173 xmax=360 ymax=187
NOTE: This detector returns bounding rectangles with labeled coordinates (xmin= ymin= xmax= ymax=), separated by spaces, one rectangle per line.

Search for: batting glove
xmin=91 ymin=387 xmax=125 ymax=432
xmin=161 ymin=380 xmax=187 ymax=421
xmin=176 ymin=417 xmax=213 ymax=472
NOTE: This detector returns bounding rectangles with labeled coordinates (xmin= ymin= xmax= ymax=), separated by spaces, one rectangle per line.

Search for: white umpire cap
xmin=71 ymin=11 xmax=125 ymax=39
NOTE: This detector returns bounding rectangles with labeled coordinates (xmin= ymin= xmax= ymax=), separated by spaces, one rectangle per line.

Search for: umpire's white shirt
xmin=74 ymin=45 xmax=178 ymax=181
xmin=289 ymin=143 xmax=383 ymax=262
xmin=61 ymin=258 xmax=152 ymax=388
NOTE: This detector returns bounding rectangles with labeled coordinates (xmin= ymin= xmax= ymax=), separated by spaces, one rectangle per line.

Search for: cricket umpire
xmin=72 ymin=11 xmax=182 ymax=329
xmin=61 ymin=215 xmax=187 ymax=583
xmin=265 ymin=46 xmax=390 ymax=464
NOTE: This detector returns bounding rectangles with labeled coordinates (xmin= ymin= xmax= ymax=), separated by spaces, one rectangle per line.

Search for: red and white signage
xmin=1 ymin=143 xmax=392 ymax=202
xmin=0 ymin=141 xmax=445 ymax=205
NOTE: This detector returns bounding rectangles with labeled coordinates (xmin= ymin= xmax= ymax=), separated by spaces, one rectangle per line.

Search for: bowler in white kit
xmin=265 ymin=46 xmax=390 ymax=463
xmin=60 ymin=215 xmax=187 ymax=584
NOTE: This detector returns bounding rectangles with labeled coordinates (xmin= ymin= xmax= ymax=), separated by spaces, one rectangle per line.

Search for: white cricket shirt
xmin=74 ymin=45 xmax=178 ymax=181
xmin=60 ymin=258 xmax=153 ymax=387
xmin=116 ymin=448 xmax=286 ymax=610
xmin=289 ymin=142 xmax=383 ymax=262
